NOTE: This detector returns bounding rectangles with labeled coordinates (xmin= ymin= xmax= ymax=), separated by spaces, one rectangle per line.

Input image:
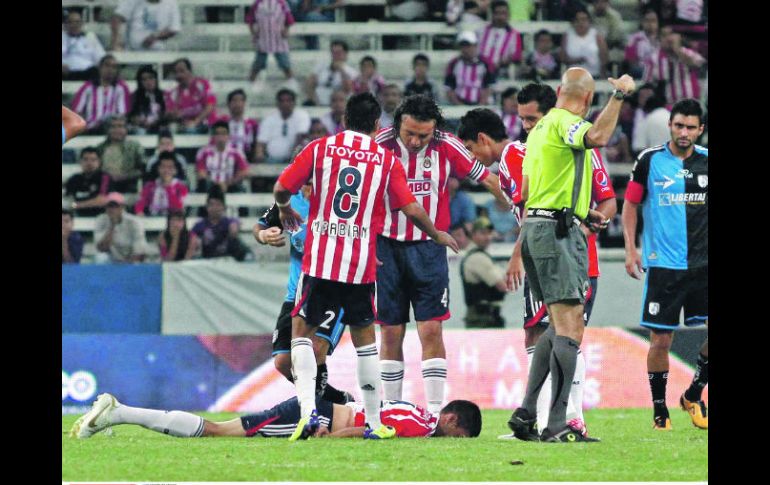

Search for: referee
xmin=506 ymin=68 xmax=635 ymax=442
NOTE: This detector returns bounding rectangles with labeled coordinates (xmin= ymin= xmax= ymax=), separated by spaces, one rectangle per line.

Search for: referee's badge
xmin=648 ymin=302 xmax=660 ymax=316
xmin=422 ymin=158 xmax=432 ymax=169
xmin=698 ymin=175 xmax=708 ymax=188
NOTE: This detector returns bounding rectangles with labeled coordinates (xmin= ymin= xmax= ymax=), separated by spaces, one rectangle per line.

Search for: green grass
xmin=62 ymin=408 xmax=707 ymax=482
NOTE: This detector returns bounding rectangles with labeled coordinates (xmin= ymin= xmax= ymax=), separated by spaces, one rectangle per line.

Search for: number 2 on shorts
xmin=320 ymin=310 xmax=336 ymax=330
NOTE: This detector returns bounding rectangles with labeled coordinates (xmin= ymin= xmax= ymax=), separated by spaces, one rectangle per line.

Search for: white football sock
xmin=380 ymin=360 xmax=404 ymax=401
xmin=422 ymin=358 xmax=447 ymax=415
xmin=568 ymin=350 xmax=586 ymax=422
xmin=357 ymin=343 xmax=382 ymax=428
xmin=111 ymin=405 xmax=204 ymax=437
xmin=291 ymin=338 xmax=317 ymax=418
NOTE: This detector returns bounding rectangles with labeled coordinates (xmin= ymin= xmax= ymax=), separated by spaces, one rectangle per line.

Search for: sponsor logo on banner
xmin=62 ymin=370 xmax=97 ymax=402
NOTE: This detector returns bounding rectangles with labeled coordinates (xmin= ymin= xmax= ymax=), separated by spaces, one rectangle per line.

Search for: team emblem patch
xmin=422 ymin=158 xmax=432 ymax=169
xmin=698 ymin=175 xmax=708 ymax=188
xmin=648 ymin=302 xmax=660 ymax=316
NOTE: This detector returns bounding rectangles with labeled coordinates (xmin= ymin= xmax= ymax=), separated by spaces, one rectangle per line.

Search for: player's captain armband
xmin=625 ymin=180 xmax=645 ymax=204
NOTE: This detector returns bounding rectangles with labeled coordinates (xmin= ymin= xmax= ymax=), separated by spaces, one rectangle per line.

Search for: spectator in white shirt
xmin=378 ymin=84 xmax=402 ymax=129
xmin=631 ymin=93 xmax=671 ymax=154
xmin=111 ymin=0 xmax=181 ymax=52
xmin=255 ymin=89 xmax=311 ymax=164
xmin=94 ymin=192 xmax=148 ymax=264
xmin=304 ymin=40 xmax=357 ymax=106
xmin=320 ymin=89 xmax=347 ymax=135
xmin=62 ymin=10 xmax=106 ymax=81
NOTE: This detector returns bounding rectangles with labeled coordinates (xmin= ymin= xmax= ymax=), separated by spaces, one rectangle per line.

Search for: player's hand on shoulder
xmin=435 ymin=231 xmax=459 ymax=254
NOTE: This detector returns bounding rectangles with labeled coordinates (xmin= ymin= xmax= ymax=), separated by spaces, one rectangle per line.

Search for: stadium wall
xmin=62 ymin=328 xmax=707 ymax=414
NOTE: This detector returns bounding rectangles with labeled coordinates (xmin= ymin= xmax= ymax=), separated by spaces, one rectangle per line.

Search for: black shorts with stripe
xmin=292 ymin=273 xmax=376 ymax=328
xmin=240 ymin=396 xmax=334 ymax=437
xmin=523 ymin=276 xmax=598 ymax=328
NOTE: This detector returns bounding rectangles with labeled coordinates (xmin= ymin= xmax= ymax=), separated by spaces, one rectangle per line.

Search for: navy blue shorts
xmin=640 ymin=266 xmax=708 ymax=331
xmin=375 ymin=236 xmax=450 ymax=325
xmin=273 ymin=300 xmax=345 ymax=356
xmin=240 ymin=396 xmax=334 ymax=437
xmin=523 ymin=276 xmax=598 ymax=328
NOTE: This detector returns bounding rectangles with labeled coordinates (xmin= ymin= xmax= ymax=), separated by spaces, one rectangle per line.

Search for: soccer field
xmin=62 ymin=408 xmax=707 ymax=482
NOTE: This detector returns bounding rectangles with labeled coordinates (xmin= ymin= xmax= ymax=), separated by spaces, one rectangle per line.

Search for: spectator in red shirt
xmin=643 ymin=26 xmax=705 ymax=105
xmin=476 ymin=1 xmax=523 ymax=78
xmin=246 ymin=0 xmax=295 ymax=83
xmin=71 ymin=55 xmax=131 ymax=134
xmin=195 ymin=121 xmax=250 ymax=194
xmin=164 ymin=58 xmax=217 ymax=134
xmin=159 ymin=209 xmax=199 ymax=261
xmin=128 ymin=65 xmax=167 ymax=135
xmin=216 ymin=89 xmax=260 ymax=161
xmin=134 ymin=152 xmax=189 ymax=216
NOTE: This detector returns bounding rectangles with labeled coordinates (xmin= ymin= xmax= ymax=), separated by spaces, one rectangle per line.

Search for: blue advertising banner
xmin=62 ymin=264 xmax=162 ymax=333
xmin=62 ymin=334 xmax=273 ymax=413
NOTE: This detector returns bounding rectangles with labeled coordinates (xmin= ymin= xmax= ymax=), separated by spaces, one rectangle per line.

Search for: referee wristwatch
xmin=611 ymin=89 xmax=626 ymax=101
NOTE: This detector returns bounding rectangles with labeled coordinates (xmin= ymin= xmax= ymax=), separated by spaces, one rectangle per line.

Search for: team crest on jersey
xmin=698 ymin=175 xmax=708 ymax=188
xmin=648 ymin=302 xmax=660 ymax=316
xmin=422 ymin=158 xmax=432 ymax=169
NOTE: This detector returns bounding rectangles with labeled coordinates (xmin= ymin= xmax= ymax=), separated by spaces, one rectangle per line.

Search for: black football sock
xmin=546 ymin=335 xmax=579 ymax=432
xmin=322 ymin=384 xmax=349 ymax=404
xmin=521 ymin=325 xmax=555 ymax=415
xmin=315 ymin=363 xmax=329 ymax=397
xmin=649 ymin=371 xmax=669 ymax=418
xmin=684 ymin=353 xmax=708 ymax=402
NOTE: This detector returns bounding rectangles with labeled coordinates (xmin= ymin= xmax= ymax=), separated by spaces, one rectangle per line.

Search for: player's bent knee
xmin=649 ymin=329 xmax=674 ymax=350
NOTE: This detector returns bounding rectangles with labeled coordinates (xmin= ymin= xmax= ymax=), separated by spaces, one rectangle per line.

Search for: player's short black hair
xmin=457 ymin=108 xmax=508 ymax=143
xmin=79 ymin=146 xmax=99 ymax=159
xmin=643 ymin=93 xmax=666 ymax=114
xmin=360 ymin=56 xmax=377 ymax=68
xmin=207 ymin=184 xmax=226 ymax=205
xmin=157 ymin=150 xmax=177 ymax=164
xmin=393 ymin=94 xmax=444 ymax=135
xmin=211 ymin=120 xmax=230 ymax=133
xmin=517 ymin=83 xmax=557 ymax=114
xmin=491 ymin=0 xmax=509 ymax=11
xmin=413 ymin=53 xmax=430 ymax=66
xmin=173 ymin=57 xmax=193 ymax=71
xmin=442 ymin=400 xmax=482 ymax=437
xmin=331 ymin=39 xmax=349 ymax=52
xmin=276 ymin=88 xmax=297 ymax=102
xmin=534 ymin=29 xmax=552 ymax=42
xmin=670 ymin=99 xmax=704 ymax=124
xmin=344 ymin=92 xmax=381 ymax=134
xmin=227 ymin=88 xmax=247 ymax=104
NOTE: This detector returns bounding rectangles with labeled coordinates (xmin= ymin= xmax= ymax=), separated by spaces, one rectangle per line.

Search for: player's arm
xmin=506 ymin=174 xmax=528 ymax=292
xmin=318 ymin=426 xmax=368 ymax=438
xmin=622 ymin=156 xmax=648 ymax=279
xmin=583 ymin=75 xmax=636 ymax=149
xmin=479 ymin=173 xmax=510 ymax=210
xmin=62 ymin=105 xmax=87 ymax=144
xmin=274 ymin=141 xmax=317 ymax=231
xmin=253 ymin=203 xmax=286 ymax=247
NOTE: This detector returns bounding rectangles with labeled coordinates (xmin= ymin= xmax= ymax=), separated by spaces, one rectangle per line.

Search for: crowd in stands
xmin=62 ymin=0 xmax=707 ymax=265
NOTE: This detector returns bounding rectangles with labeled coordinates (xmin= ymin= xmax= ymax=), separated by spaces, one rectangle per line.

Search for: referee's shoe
xmin=540 ymin=423 xmax=600 ymax=443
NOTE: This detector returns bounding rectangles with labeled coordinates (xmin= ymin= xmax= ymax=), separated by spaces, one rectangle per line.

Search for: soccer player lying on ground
xmin=70 ymin=393 xmax=482 ymax=439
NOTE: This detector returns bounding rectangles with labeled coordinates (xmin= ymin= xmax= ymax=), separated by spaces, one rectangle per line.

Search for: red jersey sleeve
xmin=443 ymin=133 xmax=490 ymax=182
xmin=234 ymin=150 xmax=249 ymax=172
xmin=134 ymin=182 xmax=153 ymax=214
xmin=590 ymin=149 xmax=616 ymax=204
xmin=277 ymin=139 xmax=318 ymax=193
xmin=386 ymin=157 xmax=417 ymax=210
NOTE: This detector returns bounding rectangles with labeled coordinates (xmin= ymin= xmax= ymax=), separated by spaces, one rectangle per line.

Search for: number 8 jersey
xmin=278 ymin=130 xmax=416 ymax=285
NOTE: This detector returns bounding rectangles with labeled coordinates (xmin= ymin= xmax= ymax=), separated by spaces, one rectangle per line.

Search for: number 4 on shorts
xmin=441 ymin=288 xmax=448 ymax=307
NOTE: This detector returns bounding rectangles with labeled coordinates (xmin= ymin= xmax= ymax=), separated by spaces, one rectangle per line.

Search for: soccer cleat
xmin=288 ymin=410 xmax=320 ymax=441
xmin=540 ymin=424 xmax=600 ymax=443
xmin=680 ymin=394 xmax=708 ymax=429
xmin=69 ymin=393 xmax=119 ymax=439
xmin=507 ymin=408 xmax=540 ymax=442
xmin=567 ymin=418 xmax=588 ymax=437
xmin=653 ymin=416 xmax=672 ymax=430
xmin=363 ymin=424 xmax=396 ymax=440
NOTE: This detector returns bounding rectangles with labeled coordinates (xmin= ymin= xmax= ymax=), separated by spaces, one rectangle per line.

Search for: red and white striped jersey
xmin=643 ymin=47 xmax=703 ymax=105
xmin=164 ymin=77 xmax=218 ymax=125
xmin=477 ymin=24 xmax=523 ymax=70
xmin=245 ymin=0 xmax=294 ymax=54
xmin=214 ymin=115 xmax=259 ymax=156
xmin=375 ymin=127 xmax=490 ymax=241
xmin=71 ymin=80 xmax=131 ymax=130
xmin=498 ymin=111 xmax=523 ymax=142
xmin=195 ymin=145 xmax=249 ymax=183
xmin=443 ymin=56 xmax=496 ymax=105
xmin=278 ymin=130 xmax=416 ymax=284
xmin=351 ymin=400 xmax=438 ymax=437
xmin=499 ymin=142 xmax=616 ymax=277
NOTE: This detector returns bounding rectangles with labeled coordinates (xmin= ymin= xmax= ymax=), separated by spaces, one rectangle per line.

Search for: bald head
xmin=559 ymin=68 xmax=595 ymax=99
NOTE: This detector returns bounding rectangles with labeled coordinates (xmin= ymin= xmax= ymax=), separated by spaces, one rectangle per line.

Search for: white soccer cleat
xmin=69 ymin=393 xmax=119 ymax=439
